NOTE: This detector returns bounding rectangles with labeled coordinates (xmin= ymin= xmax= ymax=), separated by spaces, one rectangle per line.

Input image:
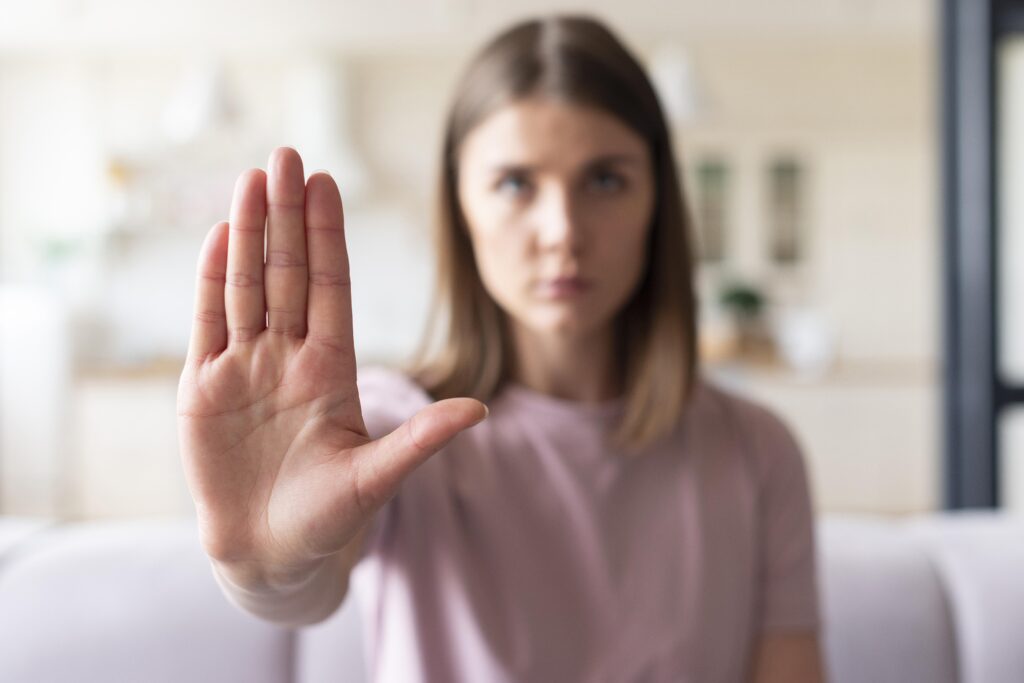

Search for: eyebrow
xmin=487 ymin=153 xmax=644 ymax=175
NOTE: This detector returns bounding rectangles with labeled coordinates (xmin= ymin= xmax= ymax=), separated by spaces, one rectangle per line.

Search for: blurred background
xmin=0 ymin=0 xmax=975 ymax=522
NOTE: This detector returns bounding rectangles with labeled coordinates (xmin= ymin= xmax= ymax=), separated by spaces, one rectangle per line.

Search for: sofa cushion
xmin=0 ymin=517 xmax=293 ymax=683
xmin=817 ymin=517 xmax=958 ymax=683
xmin=909 ymin=512 xmax=1024 ymax=683
xmin=0 ymin=516 xmax=53 ymax=560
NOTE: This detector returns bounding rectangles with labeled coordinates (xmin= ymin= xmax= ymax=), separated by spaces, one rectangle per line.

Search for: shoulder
xmin=356 ymin=364 xmax=433 ymax=440
xmin=688 ymin=375 xmax=808 ymax=485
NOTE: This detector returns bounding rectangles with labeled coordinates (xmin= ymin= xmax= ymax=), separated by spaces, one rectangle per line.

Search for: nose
xmin=534 ymin=185 xmax=584 ymax=255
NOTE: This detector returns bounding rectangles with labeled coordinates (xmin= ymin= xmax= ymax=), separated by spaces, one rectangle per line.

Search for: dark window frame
xmin=944 ymin=0 xmax=1024 ymax=508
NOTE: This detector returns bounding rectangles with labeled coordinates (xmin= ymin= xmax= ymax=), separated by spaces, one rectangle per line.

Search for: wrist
xmin=211 ymin=554 xmax=332 ymax=597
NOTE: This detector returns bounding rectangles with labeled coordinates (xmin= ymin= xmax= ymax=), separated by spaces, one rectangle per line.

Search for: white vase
xmin=773 ymin=307 xmax=837 ymax=379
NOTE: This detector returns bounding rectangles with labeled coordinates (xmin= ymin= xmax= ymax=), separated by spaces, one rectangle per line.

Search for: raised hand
xmin=177 ymin=147 xmax=486 ymax=592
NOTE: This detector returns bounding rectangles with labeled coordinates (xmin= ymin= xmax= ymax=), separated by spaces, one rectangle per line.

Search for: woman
xmin=177 ymin=15 xmax=825 ymax=682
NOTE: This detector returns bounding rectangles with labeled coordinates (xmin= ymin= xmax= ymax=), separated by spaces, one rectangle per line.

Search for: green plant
xmin=718 ymin=281 xmax=765 ymax=321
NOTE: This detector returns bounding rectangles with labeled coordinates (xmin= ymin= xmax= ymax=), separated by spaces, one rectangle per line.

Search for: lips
xmin=536 ymin=275 xmax=591 ymax=298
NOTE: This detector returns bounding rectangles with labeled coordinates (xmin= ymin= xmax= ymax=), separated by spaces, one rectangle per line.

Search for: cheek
xmin=592 ymin=198 xmax=652 ymax=277
xmin=463 ymin=208 xmax=532 ymax=307
xmin=602 ymin=235 xmax=649 ymax=308
xmin=476 ymin=235 xmax=519 ymax=291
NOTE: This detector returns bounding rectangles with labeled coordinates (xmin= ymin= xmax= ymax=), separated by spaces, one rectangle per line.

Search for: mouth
xmin=536 ymin=276 xmax=591 ymax=299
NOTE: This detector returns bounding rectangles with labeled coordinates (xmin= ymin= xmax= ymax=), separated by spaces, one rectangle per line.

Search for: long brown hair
xmin=402 ymin=14 xmax=700 ymax=455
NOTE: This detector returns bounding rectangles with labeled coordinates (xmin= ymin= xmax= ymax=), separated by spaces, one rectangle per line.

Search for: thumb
xmin=351 ymin=397 xmax=488 ymax=511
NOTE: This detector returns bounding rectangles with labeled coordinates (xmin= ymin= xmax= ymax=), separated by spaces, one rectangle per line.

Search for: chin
xmin=523 ymin=311 xmax=606 ymax=339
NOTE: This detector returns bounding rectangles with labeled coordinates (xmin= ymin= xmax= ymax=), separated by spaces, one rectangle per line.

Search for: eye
xmin=495 ymin=172 xmax=532 ymax=197
xmin=587 ymin=168 xmax=627 ymax=193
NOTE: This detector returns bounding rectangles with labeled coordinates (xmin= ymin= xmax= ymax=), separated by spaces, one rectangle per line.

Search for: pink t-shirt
xmin=349 ymin=365 xmax=820 ymax=682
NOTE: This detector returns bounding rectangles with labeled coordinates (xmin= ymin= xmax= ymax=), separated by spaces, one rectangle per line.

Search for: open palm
xmin=177 ymin=147 xmax=486 ymax=589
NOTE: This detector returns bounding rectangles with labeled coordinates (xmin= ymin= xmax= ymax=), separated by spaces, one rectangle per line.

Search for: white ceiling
xmin=0 ymin=0 xmax=933 ymax=57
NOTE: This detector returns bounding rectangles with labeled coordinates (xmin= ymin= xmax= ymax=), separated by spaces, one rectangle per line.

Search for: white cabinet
xmin=0 ymin=285 xmax=71 ymax=517
xmin=56 ymin=362 xmax=942 ymax=519
xmin=709 ymin=363 xmax=939 ymax=514
xmin=70 ymin=366 xmax=193 ymax=519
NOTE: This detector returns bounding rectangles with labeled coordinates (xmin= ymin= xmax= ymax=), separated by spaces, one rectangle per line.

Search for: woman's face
xmin=456 ymin=97 xmax=655 ymax=342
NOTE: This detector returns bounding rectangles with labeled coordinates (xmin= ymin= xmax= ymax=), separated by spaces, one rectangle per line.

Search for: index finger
xmin=304 ymin=171 xmax=354 ymax=356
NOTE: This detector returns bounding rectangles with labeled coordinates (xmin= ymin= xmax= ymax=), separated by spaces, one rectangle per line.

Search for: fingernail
xmin=311 ymin=169 xmax=332 ymax=177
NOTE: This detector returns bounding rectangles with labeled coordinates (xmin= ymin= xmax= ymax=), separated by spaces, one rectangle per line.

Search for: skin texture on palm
xmin=177 ymin=148 xmax=487 ymax=593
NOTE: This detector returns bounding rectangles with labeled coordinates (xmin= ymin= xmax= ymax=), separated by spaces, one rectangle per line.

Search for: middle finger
xmin=265 ymin=147 xmax=309 ymax=339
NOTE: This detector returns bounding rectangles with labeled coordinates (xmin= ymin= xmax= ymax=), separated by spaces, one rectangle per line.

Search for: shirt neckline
xmin=498 ymin=381 xmax=626 ymax=420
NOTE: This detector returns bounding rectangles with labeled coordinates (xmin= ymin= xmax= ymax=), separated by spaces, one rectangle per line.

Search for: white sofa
xmin=0 ymin=512 xmax=1022 ymax=682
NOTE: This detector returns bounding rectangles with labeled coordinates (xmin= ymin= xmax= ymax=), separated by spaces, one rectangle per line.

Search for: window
xmin=693 ymin=157 xmax=730 ymax=263
xmin=767 ymin=157 xmax=803 ymax=266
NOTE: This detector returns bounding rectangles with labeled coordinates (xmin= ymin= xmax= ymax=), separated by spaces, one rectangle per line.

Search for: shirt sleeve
xmin=748 ymin=403 xmax=821 ymax=633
